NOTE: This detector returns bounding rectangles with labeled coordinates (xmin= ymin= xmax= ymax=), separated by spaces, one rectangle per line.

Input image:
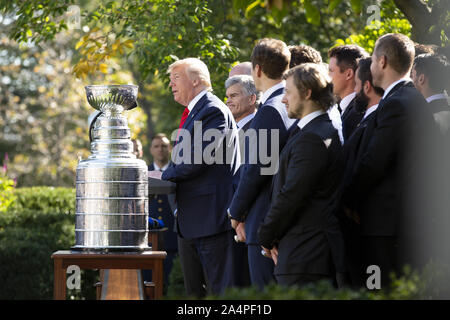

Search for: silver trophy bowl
xmin=73 ymin=85 xmax=149 ymax=251
xmin=85 ymin=84 xmax=138 ymax=114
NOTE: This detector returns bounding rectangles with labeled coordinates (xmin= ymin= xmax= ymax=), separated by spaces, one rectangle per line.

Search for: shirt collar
xmin=237 ymin=112 xmax=256 ymax=129
xmin=153 ymin=162 xmax=169 ymax=172
xmin=261 ymin=81 xmax=285 ymax=104
xmin=363 ymin=103 xmax=378 ymax=119
xmin=298 ymin=110 xmax=326 ymax=129
xmin=339 ymin=92 xmax=356 ymax=113
xmin=187 ymin=89 xmax=208 ymax=112
xmin=382 ymin=77 xmax=411 ymax=99
xmin=426 ymin=93 xmax=448 ymax=103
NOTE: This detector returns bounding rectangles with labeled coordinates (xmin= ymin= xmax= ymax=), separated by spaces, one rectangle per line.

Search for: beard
xmin=354 ymin=88 xmax=370 ymax=113
xmin=288 ymin=102 xmax=303 ymax=119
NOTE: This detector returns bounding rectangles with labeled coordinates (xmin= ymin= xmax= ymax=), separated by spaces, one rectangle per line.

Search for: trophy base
xmin=70 ymin=245 xmax=152 ymax=253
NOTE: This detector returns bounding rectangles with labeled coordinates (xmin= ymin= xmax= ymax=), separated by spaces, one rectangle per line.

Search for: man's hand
xmin=230 ymin=218 xmax=239 ymax=230
xmin=270 ymin=246 xmax=278 ymax=266
xmin=148 ymin=170 xmax=162 ymax=180
xmin=235 ymin=222 xmax=246 ymax=242
xmin=344 ymin=206 xmax=360 ymax=224
xmin=261 ymin=246 xmax=278 ymax=265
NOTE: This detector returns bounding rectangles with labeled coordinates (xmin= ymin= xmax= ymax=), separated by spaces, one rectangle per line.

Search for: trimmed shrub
xmin=0 ymin=187 xmax=97 ymax=300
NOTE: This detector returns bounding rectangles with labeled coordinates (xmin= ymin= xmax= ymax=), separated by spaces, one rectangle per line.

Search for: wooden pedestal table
xmin=51 ymin=250 xmax=166 ymax=300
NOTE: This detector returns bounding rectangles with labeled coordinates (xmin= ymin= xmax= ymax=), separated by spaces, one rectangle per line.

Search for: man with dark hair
xmin=414 ymin=42 xmax=437 ymax=57
xmin=411 ymin=53 xmax=450 ymax=135
xmin=345 ymin=33 xmax=436 ymax=286
xmin=288 ymin=44 xmax=322 ymax=68
xmin=327 ymin=45 xmax=370 ymax=143
xmin=228 ymin=38 xmax=295 ymax=289
xmin=339 ymin=57 xmax=384 ymax=287
xmin=257 ymin=63 xmax=344 ymax=287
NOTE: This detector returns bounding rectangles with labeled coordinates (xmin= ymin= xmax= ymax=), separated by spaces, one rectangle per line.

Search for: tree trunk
xmin=393 ymin=0 xmax=441 ymax=45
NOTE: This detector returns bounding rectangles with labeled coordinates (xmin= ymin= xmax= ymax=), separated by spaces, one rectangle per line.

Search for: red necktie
xmin=179 ymin=107 xmax=190 ymax=129
xmin=176 ymin=107 xmax=190 ymax=143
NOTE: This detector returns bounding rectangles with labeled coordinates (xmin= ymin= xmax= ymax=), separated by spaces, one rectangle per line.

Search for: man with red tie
xmin=150 ymin=58 xmax=240 ymax=297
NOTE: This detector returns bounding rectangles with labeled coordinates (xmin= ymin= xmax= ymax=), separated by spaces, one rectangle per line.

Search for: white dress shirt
xmin=260 ymin=81 xmax=296 ymax=130
xmin=363 ymin=104 xmax=378 ymax=120
xmin=153 ymin=162 xmax=169 ymax=172
xmin=260 ymin=81 xmax=285 ymax=104
xmin=298 ymin=110 xmax=326 ymax=129
xmin=382 ymin=77 xmax=411 ymax=99
xmin=426 ymin=93 xmax=448 ymax=103
xmin=187 ymin=89 xmax=208 ymax=112
xmin=328 ymin=92 xmax=356 ymax=144
xmin=237 ymin=112 xmax=256 ymax=129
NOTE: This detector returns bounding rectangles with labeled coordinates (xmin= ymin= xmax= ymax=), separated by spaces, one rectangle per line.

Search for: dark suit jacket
xmin=344 ymin=81 xmax=436 ymax=237
xmin=429 ymin=97 xmax=450 ymax=114
xmin=162 ymin=92 xmax=240 ymax=239
xmin=341 ymin=98 xmax=365 ymax=141
xmin=228 ymin=87 xmax=293 ymax=245
xmin=257 ymin=113 xmax=345 ymax=276
xmin=340 ymin=110 xmax=378 ymax=211
xmin=429 ymin=97 xmax=450 ymax=136
xmin=148 ymin=163 xmax=178 ymax=251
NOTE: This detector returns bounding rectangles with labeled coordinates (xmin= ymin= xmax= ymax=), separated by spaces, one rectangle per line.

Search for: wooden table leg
xmin=153 ymin=260 xmax=163 ymax=299
xmin=53 ymin=258 xmax=66 ymax=300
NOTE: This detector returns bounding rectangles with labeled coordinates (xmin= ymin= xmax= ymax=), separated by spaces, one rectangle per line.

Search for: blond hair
xmin=168 ymin=58 xmax=212 ymax=91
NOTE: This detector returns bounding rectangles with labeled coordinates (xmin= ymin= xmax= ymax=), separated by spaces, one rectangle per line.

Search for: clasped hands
xmin=230 ymin=218 xmax=278 ymax=265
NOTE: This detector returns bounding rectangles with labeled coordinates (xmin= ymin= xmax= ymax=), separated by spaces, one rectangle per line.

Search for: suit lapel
xmin=341 ymin=98 xmax=355 ymax=120
xmin=182 ymin=92 xmax=209 ymax=130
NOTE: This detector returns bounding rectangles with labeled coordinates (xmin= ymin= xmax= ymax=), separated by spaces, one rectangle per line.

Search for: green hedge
xmin=3 ymin=187 xmax=450 ymax=300
xmin=0 ymin=187 xmax=97 ymax=300
xmin=166 ymin=254 xmax=450 ymax=300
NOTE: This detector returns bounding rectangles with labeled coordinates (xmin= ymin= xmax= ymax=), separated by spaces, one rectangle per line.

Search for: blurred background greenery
xmin=0 ymin=0 xmax=448 ymax=300
xmin=0 ymin=0 xmax=447 ymax=187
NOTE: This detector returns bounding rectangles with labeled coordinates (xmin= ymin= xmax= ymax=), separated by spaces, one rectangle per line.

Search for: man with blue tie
xmin=149 ymin=58 xmax=240 ymax=297
xmin=227 ymin=38 xmax=296 ymax=289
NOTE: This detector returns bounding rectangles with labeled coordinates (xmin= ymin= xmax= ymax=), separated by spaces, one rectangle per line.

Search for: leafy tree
xmin=238 ymin=0 xmax=449 ymax=46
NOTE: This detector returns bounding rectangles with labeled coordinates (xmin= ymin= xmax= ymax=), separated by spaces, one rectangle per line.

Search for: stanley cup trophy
xmin=72 ymin=85 xmax=149 ymax=251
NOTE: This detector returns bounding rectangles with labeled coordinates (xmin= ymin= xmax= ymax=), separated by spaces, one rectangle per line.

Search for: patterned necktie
xmin=179 ymin=107 xmax=190 ymax=129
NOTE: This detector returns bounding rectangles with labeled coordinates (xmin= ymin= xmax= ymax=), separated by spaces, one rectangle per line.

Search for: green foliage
xmin=0 ymin=0 xmax=75 ymax=44
xmin=166 ymin=255 xmax=187 ymax=299
xmin=0 ymin=187 xmax=97 ymax=300
xmin=166 ymin=255 xmax=450 ymax=300
xmin=204 ymin=262 xmax=450 ymax=300
xmin=0 ymin=173 xmax=15 ymax=213
xmin=335 ymin=18 xmax=412 ymax=53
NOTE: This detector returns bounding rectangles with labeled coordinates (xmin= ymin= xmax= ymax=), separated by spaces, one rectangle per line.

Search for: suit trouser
xmin=178 ymin=230 xmax=234 ymax=298
xmin=247 ymin=244 xmax=275 ymax=289
xmin=231 ymin=241 xmax=251 ymax=287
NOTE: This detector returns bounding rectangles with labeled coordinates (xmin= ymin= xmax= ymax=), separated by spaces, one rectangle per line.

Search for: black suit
xmin=429 ymin=97 xmax=450 ymax=136
xmin=257 ymin=113 xmax=345 ymax=287
xmin=339 ymin=110 xmax=378 ymax=287
xmin=343 ymin=81 xmax=437 ymax=284
xmin=341 ymin=98 xmax=365 ymax=142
